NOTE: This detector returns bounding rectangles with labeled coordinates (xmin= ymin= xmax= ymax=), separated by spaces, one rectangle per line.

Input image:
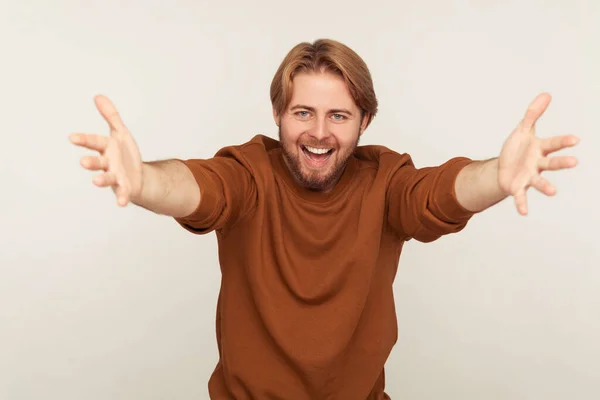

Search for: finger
xmin=514 ymin=189 xmax=528 ymax=215
xmin=114 ymin=181 xmax=130 ymax=207
xmin=506 ymin=168 xmax=531 ymax=197
xmin=540 ymin=134 xmax=580 ymax=155
xmin=92 ymin=172 xmax=118 ymax=187
xmin=531 ymin=175 xmax=557 ymax=196
xmin=94 ymin=94 xmax=127 ymax=133
xmin=70 ymin=133 xmax=109 ymax=152
xmin=522 ymin=92 xmax=552 ymax=131
xmin=80 ymin=155 xmax=109 ymax=171
xmin=538 ymin=155 xmax=578 ymax=171
xmin=116 ymin=195 xmax=129 ymax=207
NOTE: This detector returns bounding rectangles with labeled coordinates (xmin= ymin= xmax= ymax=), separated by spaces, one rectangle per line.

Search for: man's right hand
xmin=70 ymin=95 xmax=143 ymax=207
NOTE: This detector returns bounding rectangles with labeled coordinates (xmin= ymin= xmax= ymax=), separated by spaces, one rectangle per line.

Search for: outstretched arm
xmin=454 ymin=93 xmax=579 ymax=215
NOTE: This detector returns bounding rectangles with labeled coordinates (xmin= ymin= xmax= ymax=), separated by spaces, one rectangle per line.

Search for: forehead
xmin=289 ymin=71 xmax=357 ymax=110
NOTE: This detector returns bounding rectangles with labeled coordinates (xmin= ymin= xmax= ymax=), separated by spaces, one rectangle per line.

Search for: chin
xmin=300 ymin=170 xmax=336 ymax=191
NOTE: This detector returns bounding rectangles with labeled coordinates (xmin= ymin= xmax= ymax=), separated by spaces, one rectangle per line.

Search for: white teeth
xmin=305 ymin=146 xmax=331 ymax=155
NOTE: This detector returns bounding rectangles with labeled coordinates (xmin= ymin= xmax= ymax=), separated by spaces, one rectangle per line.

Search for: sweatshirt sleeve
xmin=174 ymin=146 xmax=258 ymax=235
xmin=386 ymin=154 xmax=475 ymax=242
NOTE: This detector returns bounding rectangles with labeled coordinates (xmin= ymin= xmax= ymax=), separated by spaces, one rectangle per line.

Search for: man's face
xmin=275 ymin=71 xmax=367 ymax=192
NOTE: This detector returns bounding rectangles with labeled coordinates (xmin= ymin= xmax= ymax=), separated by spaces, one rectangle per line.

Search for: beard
xmin=278 ymin=127 xmax=360 ymax=192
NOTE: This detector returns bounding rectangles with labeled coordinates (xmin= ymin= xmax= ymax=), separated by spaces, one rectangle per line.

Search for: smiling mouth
xmin=301 ymin=145 xmax=334 ymax=168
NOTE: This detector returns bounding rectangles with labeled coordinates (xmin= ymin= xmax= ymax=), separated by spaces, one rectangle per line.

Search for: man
xmin=70 ymin=39 xmax=579 ymax=399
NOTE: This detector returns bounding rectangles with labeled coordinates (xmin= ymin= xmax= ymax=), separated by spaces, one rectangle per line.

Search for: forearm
xmin=454 ymin=158 xmax=508 ymax=213
xmin=132 ymin=160 xmax=200 ymax=218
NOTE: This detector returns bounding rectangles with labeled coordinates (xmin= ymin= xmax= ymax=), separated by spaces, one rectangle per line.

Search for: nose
xmin=311 ymin=118 xmax=330 ymax=141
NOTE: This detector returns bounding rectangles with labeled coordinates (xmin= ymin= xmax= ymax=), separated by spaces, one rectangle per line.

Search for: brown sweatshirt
xmin=174 ymin=134 xmax=474 ymax=399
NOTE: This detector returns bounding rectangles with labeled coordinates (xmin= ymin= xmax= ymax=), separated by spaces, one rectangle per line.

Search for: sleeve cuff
xmin=430 ymin=157 xmax=476 ymax=222
xmin=173 ymin=159 xmax=222 ymax=231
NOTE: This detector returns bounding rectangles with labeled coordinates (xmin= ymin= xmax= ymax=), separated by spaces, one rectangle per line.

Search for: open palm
xmin=498 ymin=93 xmax=579 ymax=215
xmin=70 ymin=95 xmax=143 ymax=206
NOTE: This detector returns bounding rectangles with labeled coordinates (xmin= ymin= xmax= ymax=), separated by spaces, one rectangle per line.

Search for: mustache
xmin=299 ymin=140 xmax=336 ymax=148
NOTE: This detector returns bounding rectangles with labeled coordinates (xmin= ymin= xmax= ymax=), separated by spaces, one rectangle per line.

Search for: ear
xmin=272 ymin=107 xmax=280 ymax=127
xmin=359 ymin=113 xmax=370 ymax=136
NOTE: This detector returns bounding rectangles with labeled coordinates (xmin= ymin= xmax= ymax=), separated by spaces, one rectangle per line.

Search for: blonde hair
xmin=270 ymin=39 xmax=378 ymax=127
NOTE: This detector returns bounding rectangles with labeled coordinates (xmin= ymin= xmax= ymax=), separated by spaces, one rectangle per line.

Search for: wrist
xmin=130 ymin=163 xmax=150 ymax=205
xmin=455 ymin=157 xmax=508 ymax=212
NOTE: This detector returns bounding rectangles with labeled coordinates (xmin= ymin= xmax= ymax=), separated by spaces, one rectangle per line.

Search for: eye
xmin=295 ymin=111 xmax=310 ymax=118
xmin=332 ymin=114 xmax=346 ymax=121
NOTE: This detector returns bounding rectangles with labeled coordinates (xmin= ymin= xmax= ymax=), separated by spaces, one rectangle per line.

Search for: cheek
xmin=333 ymin=130 xmax=359 ymax=148
xmin=281 ymin=120 xmax=305 ymax=141
xmin=337 ymin=137 xmax=355 ymax=148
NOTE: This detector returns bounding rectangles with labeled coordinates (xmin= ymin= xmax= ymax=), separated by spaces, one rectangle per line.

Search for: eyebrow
xmin=289 ymin=104 xmax=354 ymax=116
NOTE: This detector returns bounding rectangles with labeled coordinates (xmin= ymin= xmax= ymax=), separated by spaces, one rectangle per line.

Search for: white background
xmin=0 ymin=0 xmax=598 ymax=399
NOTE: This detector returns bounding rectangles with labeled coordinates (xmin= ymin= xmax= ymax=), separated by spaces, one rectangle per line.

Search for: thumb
xmin=94 ymin=95 xmax=127 ymax=133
